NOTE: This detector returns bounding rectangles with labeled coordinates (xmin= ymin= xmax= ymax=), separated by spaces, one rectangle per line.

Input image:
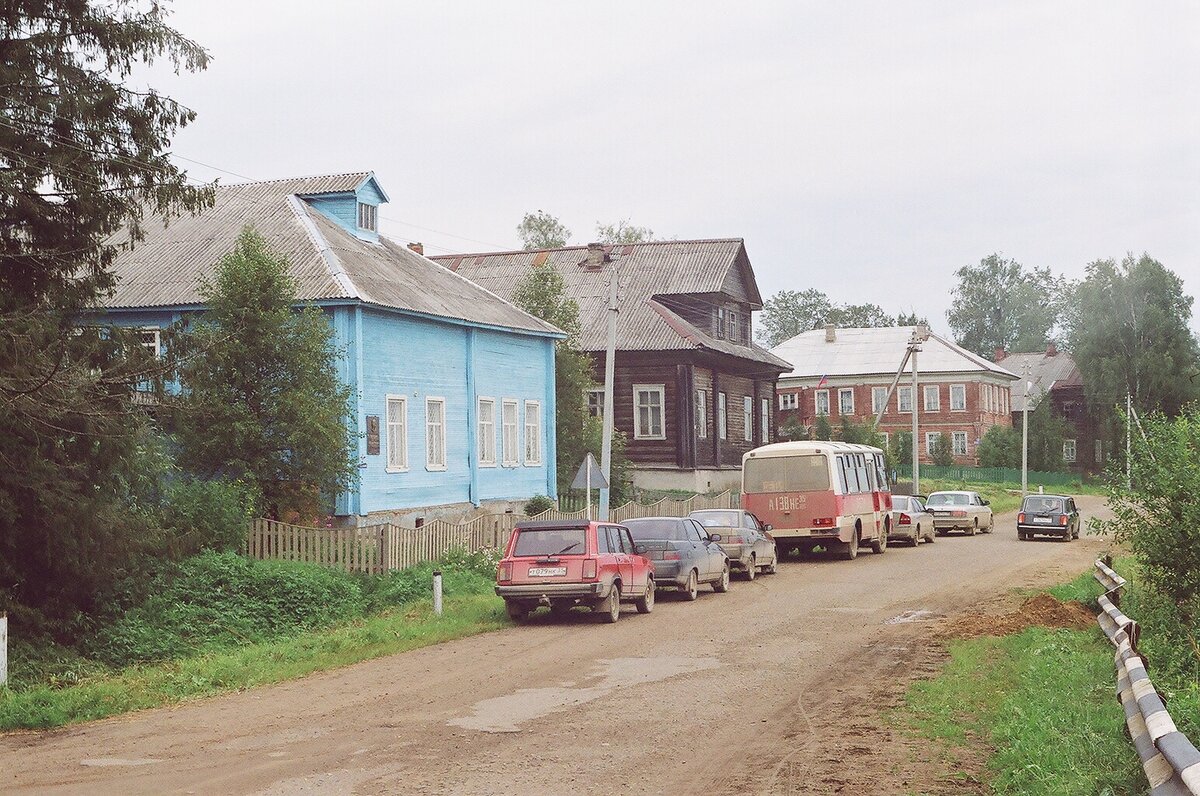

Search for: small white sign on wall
xmin=0 ymin=613 xmax=7 ymax=687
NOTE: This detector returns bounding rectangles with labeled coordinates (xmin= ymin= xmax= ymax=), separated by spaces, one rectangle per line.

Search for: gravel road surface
xmin=0 ymin=496 xmax=1114 ymax=795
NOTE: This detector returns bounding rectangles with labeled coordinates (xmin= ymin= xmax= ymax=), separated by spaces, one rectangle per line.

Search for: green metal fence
xmin=895 ymin=464 xmax=1080 ymax=487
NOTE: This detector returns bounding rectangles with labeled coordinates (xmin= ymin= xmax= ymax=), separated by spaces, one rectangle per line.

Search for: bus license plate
xmin=529 ymin=567 xmax=567 ymax=577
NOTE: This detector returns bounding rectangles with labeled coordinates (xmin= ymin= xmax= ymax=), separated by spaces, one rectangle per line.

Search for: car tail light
xmin=898 ymin=513 xmax=911 ymax=526
xmin=1018 ymin=513 xmax=1026 ymax=524
xmin=728 ymin=535 xmax=745 ymax=544
xmin=813 ymin=517 xmax=835 ymax=527
xmin=582 ymin=558 xmax=598 ymax=580
xmin=663 ymin=551 xmax=681 ymax=561
xmin=498 ymin=561 xmax=512 ymax=583
xmin=1060 ymin=515 xmax=1068 ymax=526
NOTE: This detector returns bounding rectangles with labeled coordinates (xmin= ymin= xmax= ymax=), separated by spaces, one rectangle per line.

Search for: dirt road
xmin=1 ymin=497 xmax=1113 ymax=795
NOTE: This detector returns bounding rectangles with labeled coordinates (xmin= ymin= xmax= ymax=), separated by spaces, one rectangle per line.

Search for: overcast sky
xmin=147 ymin=1 xmax=1200 ymax=337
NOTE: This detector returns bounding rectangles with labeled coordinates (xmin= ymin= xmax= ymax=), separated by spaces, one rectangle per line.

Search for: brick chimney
xmin=407 ymin=241 xmax=424 ymax=255
xmin=994 ymin=346 xmax=1006 ymax=362
xmin=824 ymin=323 xmax=836 ymax=343
xmin=581 ymin=242 xmax=610 ymax=271
xmin=1046 ymin=341 xmax=1058 ymax=357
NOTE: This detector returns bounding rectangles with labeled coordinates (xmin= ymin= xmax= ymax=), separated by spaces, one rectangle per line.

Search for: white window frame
xmin=815 ymin=389 xmax=830 ymax=416
xmin=477 ymin=397 xmax=496 ymax=467
xmin=587 ymin=389 xmax=604 ymax=419
xmin=501 ymin=399 xmax=519 ymax=466
xmin=881 ymin=431 xmax=890 ymax=449
xmin=923 ymin=384 xmax=940 ymax=412
xmin=633 ymin=384 xmax=666 ymax=441
xmin=871 ymin=387 xmax=888 ymax=415
xmin=386 ymin=394 xmax=408 ymax=472
xmin=425 ymin=397 xmax=447 ymax=471
xmin=718 ymin=392 xmax=728 ymax=440
xmin=950 ymin=384 xmax=966 ymax=411
xmin=743 ymin=396 xmax=753 ymax=442
xmin=523 ymin=400 xmax=542 ymax=466
xmin=779 ymin=392 xmax=798 ymax=411
xmin=1064 ymin=438 xmax=1077 ymax=463
xmin=898 ymin=386 xmax=913 ymax=413
xmin=139 ymin=327 xmax=162 ymax=359
xmin=357 ymin=202 xmax=377 ymax=232
xmin=760 ymin=397 xmax=770 ymax=442
xmin=696 ymin=389 xmax=708 ymax=439
xmin=925 ymin=431 xmax=939 ymax=454
xmin=952 ymin=431 xmax=968 ymax=456
xmin=727 ymin=310 xmax=738 ymax=342
xmin=838 ymin=388 xmax=854 ymax=416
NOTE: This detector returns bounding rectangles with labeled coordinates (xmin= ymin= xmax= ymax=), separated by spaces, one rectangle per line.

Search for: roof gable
xmin=100 ymin=173 xmax=559 ymax=336
xmin=770 ymin=326 xmax=1019 ymax=381
xmin=431 ymin=239 xmax=780 ymax=365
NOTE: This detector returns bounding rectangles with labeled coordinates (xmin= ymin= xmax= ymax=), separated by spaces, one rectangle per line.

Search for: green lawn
xmin=0 ymin=593 xmax=507 ymax=731
xmin=899 ymin=563 xmax=1145 ymax=795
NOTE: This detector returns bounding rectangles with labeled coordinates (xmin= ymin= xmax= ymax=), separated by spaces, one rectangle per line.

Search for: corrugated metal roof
xmin=101 ymin=174 xmax=559 ymax=336
xmin=1000 ymin=350 xmax=1083 ymax=411
xmin=430 ymin=240 xmax=787 ymax=370
xmin=771 ymin=326 xmax=1019 ymax=382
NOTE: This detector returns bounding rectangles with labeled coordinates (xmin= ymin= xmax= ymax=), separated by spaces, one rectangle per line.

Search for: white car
xmin=889 ymin=494 xmax=935 ymax=546
xmin=925 ymin=490 xmax=994 ymax=536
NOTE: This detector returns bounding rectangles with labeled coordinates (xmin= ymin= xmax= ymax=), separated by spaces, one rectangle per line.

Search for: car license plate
xmin=528 ymin=567 xmax=566 ymax=577
xmin=1033 ymin=517 xmax=1052 ymax=524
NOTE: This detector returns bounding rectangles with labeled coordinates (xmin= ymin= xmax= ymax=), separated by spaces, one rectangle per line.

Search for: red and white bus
xmin=741 ymin=441 xmax=891 ymax=560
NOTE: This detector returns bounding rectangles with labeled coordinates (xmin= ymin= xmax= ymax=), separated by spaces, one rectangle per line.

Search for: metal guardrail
xmin=1094 ymin=557 xmax=1200 ymax=794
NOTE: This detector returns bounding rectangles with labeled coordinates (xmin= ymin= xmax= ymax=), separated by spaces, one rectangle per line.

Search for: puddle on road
xmin=884 ymin=609 xmax=942 ymax=625
xmin=448 ymin=656 xmax=720 ymax=733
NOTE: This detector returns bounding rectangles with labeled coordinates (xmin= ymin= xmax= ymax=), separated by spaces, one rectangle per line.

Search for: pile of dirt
xmin=943 ymin=593 xmax=1096 ymax=639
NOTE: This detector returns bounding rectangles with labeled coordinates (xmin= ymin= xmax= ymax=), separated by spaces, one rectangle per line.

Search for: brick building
xmin=770 ymin=325 xmax=1019 ymax=464
xmin=997 ymin=344 xmax=1100 ymax=473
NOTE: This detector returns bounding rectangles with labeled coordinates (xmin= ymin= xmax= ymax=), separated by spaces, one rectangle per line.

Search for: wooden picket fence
xmin=245 ymin=490 xmax=740 ymax=574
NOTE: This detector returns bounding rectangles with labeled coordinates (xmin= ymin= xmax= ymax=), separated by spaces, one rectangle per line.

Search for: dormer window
xmin=357 ymin=202 xmax=377 ymax=232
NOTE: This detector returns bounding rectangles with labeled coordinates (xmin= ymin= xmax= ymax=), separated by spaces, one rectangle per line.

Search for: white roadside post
xmin=1 ymin=612 xmax=7 ymax=688
xmin=432 ymin=571 xmax=443 ymax=616
xmin=572 ymin=454 xmax=607 ymax=523
xmin=911 ymin=337 xmax=920 ymax=495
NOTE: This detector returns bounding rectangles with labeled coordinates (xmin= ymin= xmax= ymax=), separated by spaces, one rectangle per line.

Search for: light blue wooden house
xmin=102 ymin=172 xmax=561 ymax=523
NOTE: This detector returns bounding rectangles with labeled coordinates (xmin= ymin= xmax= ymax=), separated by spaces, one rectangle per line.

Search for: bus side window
xmin=836 ymin=455 xmax=849 ymax=494
xmin=862 ymin=454 xmax=875 ymax=490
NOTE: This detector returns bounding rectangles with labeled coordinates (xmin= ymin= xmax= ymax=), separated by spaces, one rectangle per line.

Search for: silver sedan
xmin=688 ymin=509 xmax=778 ymax=580
xmin=888 ymin=494 xmax=935 ymax=546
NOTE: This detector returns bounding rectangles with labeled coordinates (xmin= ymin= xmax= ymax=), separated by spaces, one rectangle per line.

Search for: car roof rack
xmin=513 ymin=519 xmax=594 ymax=530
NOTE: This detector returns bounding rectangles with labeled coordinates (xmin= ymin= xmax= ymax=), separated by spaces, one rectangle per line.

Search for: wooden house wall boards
xmin=98 ymin=172 xmax=563 ymax=525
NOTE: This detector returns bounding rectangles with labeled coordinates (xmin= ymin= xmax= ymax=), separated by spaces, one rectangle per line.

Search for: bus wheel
xmin=871 ymin=530 xmax=887 ymax=554
xmin=841 ymin=532 xmax=859 ymax=560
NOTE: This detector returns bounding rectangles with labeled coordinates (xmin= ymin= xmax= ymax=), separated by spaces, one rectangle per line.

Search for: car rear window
xmin=744 ymin=454 xmax=830 ymax=493
xmin=691 ymin=511 xmax=740 ymax=528
xmin=890 ymin=496 xmax=909 ymax=510
xmin=1022 ymin=497 xmax=1064 ymax=513
xmin=926 ymin=493 xmax=969 ymax=506
xmin=512 ymin=528 xmax=587 ymax=557
xmin=624 ymin=518 xmax=688 ymax=541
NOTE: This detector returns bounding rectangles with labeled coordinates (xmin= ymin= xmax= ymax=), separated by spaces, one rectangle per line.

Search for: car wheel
xmin=871 ymin=530 xmax=887 ymax=554
xmin=635 ymin=577 xmax=655 ymax=614
xmin=598 ymin=584 xmax=621 ymax=622
xmin=682 ymin=569 xmax=699 ymax=601
xmin=967 ymin=520 xmax=977 ymax=537
xmin=841 ymin=532 xmax=859 ymax=560
xmin=1061 ymin=528 xmax=1071 ymax=543
xmin=744 ymin=555 xmax=757 ymax=581
xmin=713 ymin=564 xmax=731 ymax=593
xmin=505 ymin=601 xmax=529 ymax=622
xmin=924 ymin=525 xmax=935 ymax=543
xmin=764 ymin=552 xmax=778 ymax=574
xmin=982 ymin=517 xmax=992 ymax=534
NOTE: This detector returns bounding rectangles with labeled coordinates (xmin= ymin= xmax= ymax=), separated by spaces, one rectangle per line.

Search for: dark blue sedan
xmin=623 ymin=517 xmax=730 ymax=600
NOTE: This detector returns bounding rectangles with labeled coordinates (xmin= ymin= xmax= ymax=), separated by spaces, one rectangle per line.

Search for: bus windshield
xmin=743 ymin=454 xmax=830 ymax=493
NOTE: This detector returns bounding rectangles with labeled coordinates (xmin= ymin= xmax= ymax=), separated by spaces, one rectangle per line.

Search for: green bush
xmin=90 ymin=552 xmax=365 ymax=666
xmin=523 ymin=494 xmax=555 ymax=515
xmin=161 ymin=477 xmax=260 ymax=556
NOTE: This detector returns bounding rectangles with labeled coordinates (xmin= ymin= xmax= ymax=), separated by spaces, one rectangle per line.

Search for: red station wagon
xmin=495 ymin=520 xmax=656 ymax=624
